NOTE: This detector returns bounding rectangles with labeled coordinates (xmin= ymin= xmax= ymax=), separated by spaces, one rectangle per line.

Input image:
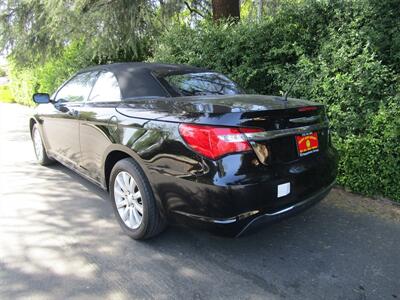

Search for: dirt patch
xmin=327 ymin=187 xmax=400 ymax=223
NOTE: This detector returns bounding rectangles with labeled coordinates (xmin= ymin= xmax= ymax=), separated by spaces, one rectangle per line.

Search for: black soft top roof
xmin=78 ymin=62 xmax=209 ymax=99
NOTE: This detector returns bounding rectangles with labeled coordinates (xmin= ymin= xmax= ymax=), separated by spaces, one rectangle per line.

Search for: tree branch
xmin=184 ymin=1 xmax=205 ymax=18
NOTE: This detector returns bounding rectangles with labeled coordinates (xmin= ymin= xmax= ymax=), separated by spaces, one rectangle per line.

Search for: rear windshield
xmin=162 ymin=72 xmax=244 ymax=97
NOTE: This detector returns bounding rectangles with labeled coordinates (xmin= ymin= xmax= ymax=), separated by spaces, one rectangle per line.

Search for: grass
xmin=0 ymin=84 xmax=15 ymax=103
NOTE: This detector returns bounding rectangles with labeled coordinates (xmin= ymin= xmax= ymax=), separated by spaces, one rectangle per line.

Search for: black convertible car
xmin=31 ymin=62 xmax=338 ymax=239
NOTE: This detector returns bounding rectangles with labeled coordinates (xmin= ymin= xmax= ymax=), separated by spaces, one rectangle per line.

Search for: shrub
xmin=0 ymin=67 xmax=6 ymax=77
xmin=8 ymin=42 xmax=93 ymax=105
xmin=6 ymin=0 xmax=399 ymax=201
xmin=8 ymin=66 xmax=37 ymax=106
xmin=153 ymin=0 xmax=400 ymax=201
xmin=0 ymin=84 xmax=14 ymax=103
xmin=336 ymin=99 xmax=400 ymax=199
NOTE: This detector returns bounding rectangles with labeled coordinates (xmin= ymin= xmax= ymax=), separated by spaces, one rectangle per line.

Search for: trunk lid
xmin=116 ymin=94 xmax=325 ymax=128
xmin=116 ymin=94 xmax=329 ymax=164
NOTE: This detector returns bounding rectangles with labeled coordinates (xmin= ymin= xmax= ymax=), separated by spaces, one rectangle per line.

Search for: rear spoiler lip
xmin=289 ymin=115 xmax=321 ymax=124
xmin=244 ymin=122 xmax=329 ymax=141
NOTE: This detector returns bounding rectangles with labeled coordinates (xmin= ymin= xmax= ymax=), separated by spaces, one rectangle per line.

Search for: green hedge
xmin=8 ymin=42 xmax=93 ymax=106
xmin=0 ymin=84 xmax=14 ymax=103
xmin=152 ymin=0 xmax=400 ymax=201
xmin=7 ymin=0 xmax=400 ymax=201
xmin=0 ymin=67 xmax=6 ymax=77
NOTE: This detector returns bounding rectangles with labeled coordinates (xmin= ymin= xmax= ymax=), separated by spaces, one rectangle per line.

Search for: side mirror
xmin=33 ymin=93 xmax=50 ymax=104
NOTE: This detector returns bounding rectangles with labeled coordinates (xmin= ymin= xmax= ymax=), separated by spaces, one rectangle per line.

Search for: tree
xmin=212 ymin=0 xmax=240 ymax=21
xmin=0 ymin=0 xmax=242 ymax=67
xmin=257 ymin=0 xmax=263 ymax=20
xmin=0 ymin=0 xmax=158 ymax=66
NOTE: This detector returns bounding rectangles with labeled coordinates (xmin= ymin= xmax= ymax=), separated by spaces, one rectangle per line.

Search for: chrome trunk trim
xmin=244 ymin=122 xmax=329 ymax=141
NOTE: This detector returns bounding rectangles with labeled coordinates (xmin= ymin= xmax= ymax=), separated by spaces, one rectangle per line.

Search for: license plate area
xmin=295 ymin=132 xmax=319 ymax=157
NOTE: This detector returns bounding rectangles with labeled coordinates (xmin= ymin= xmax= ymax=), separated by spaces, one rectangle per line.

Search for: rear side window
xmin=55 ymin=72 xmax=97 ymax=103
xmin=163 ymin=72 xmax=243 ymax=97
xmin=88 ymin=71 xmax=121 ymax=102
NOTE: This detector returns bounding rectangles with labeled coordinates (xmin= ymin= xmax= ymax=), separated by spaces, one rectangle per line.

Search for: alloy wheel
xmin=113 ymin=171 xmax=143 ymax=229
xmin=33 ymin=128 xmax=44 ymax=161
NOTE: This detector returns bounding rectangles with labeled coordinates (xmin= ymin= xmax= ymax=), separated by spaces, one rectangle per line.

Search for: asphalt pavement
xmin=0 ymin=103 xmax=399 ymax=300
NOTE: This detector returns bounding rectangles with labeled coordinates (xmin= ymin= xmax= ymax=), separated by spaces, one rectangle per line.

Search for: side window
xmin=88 ymin=72 xmax=121 ymax=102
xmin=55 ymin=72 xmax=97 ymax=103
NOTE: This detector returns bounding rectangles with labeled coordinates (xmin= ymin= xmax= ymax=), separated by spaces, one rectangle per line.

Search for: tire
xmin=110 ymin=157 xmax=166 ymax=239
xmin=31 ymin=124 xmax=54 ymax=166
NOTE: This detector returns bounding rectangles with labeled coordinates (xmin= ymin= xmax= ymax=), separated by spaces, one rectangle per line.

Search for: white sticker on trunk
xmin=277 ymin=182 xmax=291 ymax=198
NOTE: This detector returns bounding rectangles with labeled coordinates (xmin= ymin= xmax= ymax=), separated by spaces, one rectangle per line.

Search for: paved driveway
xmin=0 ymin=103 xmax=399 ymax=300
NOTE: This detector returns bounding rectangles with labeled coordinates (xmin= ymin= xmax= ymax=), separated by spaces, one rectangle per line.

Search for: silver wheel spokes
xmin=33 ymin=128 xmax=44 ymax=160
xmin=114 ymin=171 xmax=143 ymax=229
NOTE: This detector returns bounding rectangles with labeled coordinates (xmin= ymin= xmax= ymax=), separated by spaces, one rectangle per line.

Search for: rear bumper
xmin=172 ymin=180 xmax=334 ymax=236
xmin=150 ymin=146 xmax=338 ymax=236
xmin=235 ymin=180 xmax=334 ymax=236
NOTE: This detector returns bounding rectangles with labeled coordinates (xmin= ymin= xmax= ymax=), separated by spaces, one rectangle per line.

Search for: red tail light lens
xmin=298 ymin=106 xmax=318 ymax=112
xmin=179 ymin=124 xmax=263 ymax=159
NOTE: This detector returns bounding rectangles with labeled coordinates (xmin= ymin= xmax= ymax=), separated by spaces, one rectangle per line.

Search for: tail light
xmin=179 ymin=124 xmax=263 ymax=159
xmin=298 ymin=106 xmax=318 ymax=112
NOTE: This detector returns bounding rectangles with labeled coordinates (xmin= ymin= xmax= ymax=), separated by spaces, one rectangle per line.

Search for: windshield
xmin=163 ymin=72 xmax=244 ymax=97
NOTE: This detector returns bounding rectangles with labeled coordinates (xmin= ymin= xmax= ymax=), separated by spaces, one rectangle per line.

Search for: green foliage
xmin=1 ymin=0 xmax=158 ymax=67
xmin=336 ymin=98 xmax=399 ymax=199
xmin=8 ymin=67 xmax=36 ymax=106
xmin=153 ymin=0 xmax=400 ymax=201
xmin=4 ymin=0 xmax=400 ymax=201
xmin=8 ymin=42 xmax=93 ymax=105
xmin=0 ymin=67 xmax=6 ymax=77
xmin=0 ymin=84 xmax=14 ymax=103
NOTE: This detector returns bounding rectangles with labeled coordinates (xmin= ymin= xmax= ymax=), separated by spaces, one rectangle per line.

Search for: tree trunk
xmin=257 ymin=0 xmax=263 ymax=20
xmin=212 ymin=0 xmax=240 ymax=22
